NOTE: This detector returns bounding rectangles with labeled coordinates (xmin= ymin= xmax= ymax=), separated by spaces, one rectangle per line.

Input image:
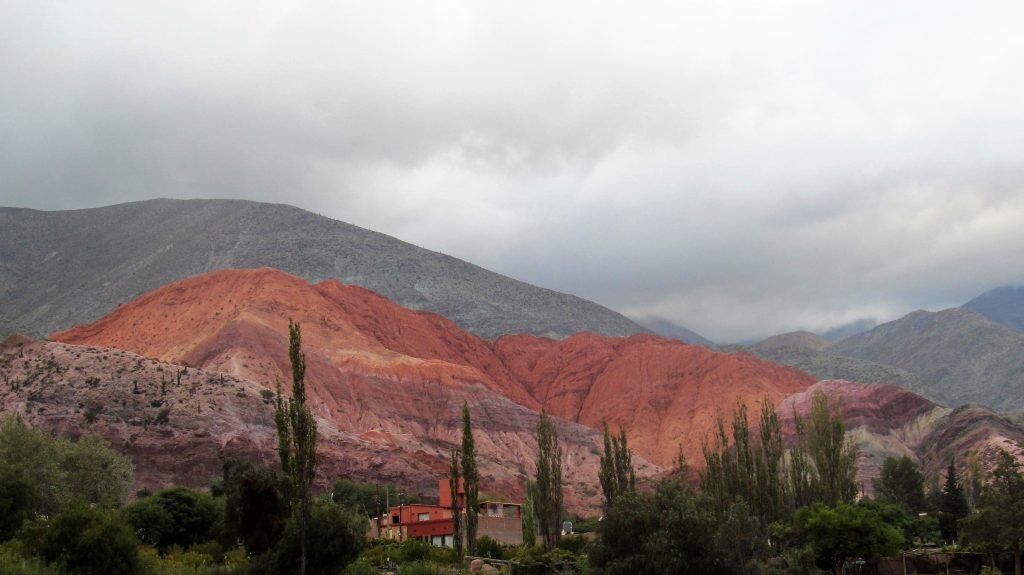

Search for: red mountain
xmin=52 ymin=267 xmax=816 ymax=471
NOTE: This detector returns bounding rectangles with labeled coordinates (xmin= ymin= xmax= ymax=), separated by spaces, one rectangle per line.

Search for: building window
xmin=418 ymin=512 xmax=430 ymax=522
xmin=392 ymin=515 xmax=400 ymax=524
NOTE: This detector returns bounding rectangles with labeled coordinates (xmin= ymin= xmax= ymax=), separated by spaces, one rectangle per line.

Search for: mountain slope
xmin=52 ymin=267 xmax=816 ymax=470
xmin=829 ymin=308 xmax=1024 ymax=410
xmin=0 ymin=198 xmax=645 ymax=340
xmin=964 ymin=286 xmax=1024 ymax=332
xmin=635 ymin=316 xmax=714 ymax=345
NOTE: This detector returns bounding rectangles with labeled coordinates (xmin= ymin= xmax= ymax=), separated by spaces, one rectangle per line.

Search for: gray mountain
xmin=636 ymin=316 xmax=713 ymax=346
xmin=0 ymin=198 xmax=647 ymax=340
xmin=819 ymin=318 xmax=877 ymax=342
xmin=743 ymin=331 xmax=925 ymax=392
xmin=964 ymin=286 xmax=1024 ymax=332
xmin=829 ymin=308 xmax=1024 ymax=410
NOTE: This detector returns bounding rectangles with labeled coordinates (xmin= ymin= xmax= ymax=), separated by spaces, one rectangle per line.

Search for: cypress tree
xmin=599 ymin=421 xmax=636 ymax=507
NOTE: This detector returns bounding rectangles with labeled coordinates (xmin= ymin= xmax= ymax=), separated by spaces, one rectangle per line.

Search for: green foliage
xmin=222 ymin=458 xmax=288 ymax=555
xmin=0 ymin=467 xmax=38 ymax=542
xmin=461 ymin=401 xmax=480 ymax=556
xmin=274 ymin=320 xmax=319 ymax=575
xmin=0 ymin=415 xmax=133 ymax=530
xmin=856 ymin=499 xmax=938 ymax=548
xmin=599 ymin=421 xmax=636 ymax=508
xmin=269 ymin=499 xmax=365 ymax=575
xmin=124 ymin=487 xmax=220 ymax=551
xmin=522 ymin=479 xmax=538 ymax=546
xmin=449 ymin=446 xmax=462 ymax=558
xmin=939 ymin=459 xmax=970 ymax=542
xmin=475 ymin=535 xmax=505 ymax=559
xmin=535 ymin=411 xmax=564 ymax=551
xmin=806 ymin=393 xmax=858 ymax=507
xmin=0 ymin=540 xmax=51 ymax=575
xmin=36 ymin=503 xmax=143 ymax=575
xmin=777 ymin=502 xmax=904 ymax=574
xmin=343 ymin=559 xmax=378 ymax=575
xmin=873 ymin=456 xmax=926 ymax=513
xmin=961 ymin=449 xmax=1024 ymax=556
xmin=590 ymin=479 xmax=720 ymax=575
xmin=396 ymin=561 xmax=444 ymax=575
xmin=332 ymin=478 xmax=389 ymax=519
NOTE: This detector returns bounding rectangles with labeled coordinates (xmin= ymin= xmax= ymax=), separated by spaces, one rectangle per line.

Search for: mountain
xmin=829 ymin=308 xmax=1024 ymax=410
xmin=746 ymin=332 xmax=925 ymax=393
xmin=0 ymin=198 xmax=646 ymax=340
xmin=1 ymin=334 xmax=649 ymax=515
xmin=819 ymin=318 xmax=877 ymax=342
xmin=51 ymin=267 xmax=816 ymax=471
xmin=635 ymin=316 xmax=713 ymax=346
xmin=964 ymin=286 xmax=1024 ymax=332
xmin=780 ymin=380 xmax=1024 ymax=491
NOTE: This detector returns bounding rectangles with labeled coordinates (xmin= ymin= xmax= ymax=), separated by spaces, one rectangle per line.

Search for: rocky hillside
xmin=829 ymin=308 xmax=1024 ymax=410
xmin=964 ymin=286 xmax=1024 ymax=332
xmin=0 ymin=198 xmax=645 ymax=340
xmin=1 ymin=335 xmax=647 ymax=514
xmin=780 ymin=380 xmax=1024 ymax=491
xmin=52 ymin=267 xmax=816 ymax=470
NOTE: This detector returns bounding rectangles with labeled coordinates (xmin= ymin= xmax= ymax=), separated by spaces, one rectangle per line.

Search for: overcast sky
xmin=3 ymin=1 xmax=1024 ymax=341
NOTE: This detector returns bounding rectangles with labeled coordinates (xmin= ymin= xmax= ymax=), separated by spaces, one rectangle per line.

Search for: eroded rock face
xmin=53 ymin=268 xmax=817 ymax=471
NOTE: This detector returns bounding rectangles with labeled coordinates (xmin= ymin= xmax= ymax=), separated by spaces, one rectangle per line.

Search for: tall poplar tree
xmin=461 ymin=402 xmax=480 ymax=555
xmin=599 ymin=421 xmax=636 ymax=507
xmin=535 ymin=411 xmax=563 ymax=551
xmin=449 ymin=447 xmax=462 ymax=557
xmin=274 ymin=320 xmax=318 ymax=575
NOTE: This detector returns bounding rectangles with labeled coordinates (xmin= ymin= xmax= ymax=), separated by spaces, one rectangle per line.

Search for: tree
xmin=0 ymin=466 xmax=37 ymax=541
xmin=275 ymin=319 xmax=319 ymax=575
xmin=36 ymin=503 xmax=142 ymax=575
xmin=534 ymin=411 xmax=563 ymax=551
xmin=522 ymin=479 xmax=538 ymax=546
xmin=223 ymin=458 xmax=289 ymax=555
xmin=807 ymin=392 xmax=858 ymax=507
xmin=449 ymin=447 xmax=462 ymax=558
xmin=780 ymin=502 xmax=904 ymax=575
xmin=591 ymin=478 xmax=720 ymax=575
xmin=124 ymin=486 xmax=220 ymax=550
xmin=461 ymin=401 xmax=480 ymax=556
xmin=961 ymin=450 xmax=1024 ymax=575
xmin=939 ymin=459 xmax=969 ymax=542
xmin=270 ymin=499 xmax=366 ymax=575
xmin=873 ymin=456 xmax=926 ymax=513
xmin=599 ymin=421 xmax=636 ymax=508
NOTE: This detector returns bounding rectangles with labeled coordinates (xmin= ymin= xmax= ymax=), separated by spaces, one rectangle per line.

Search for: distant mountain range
xmin=747 ymin=304 xmax=1024 ymax=411
xmin=634 ymin=316 xmax=713 ymax=345
xmin=0 ymin=199 xmax=646 ymax=340
xmin=964 ymin=286 xmax=1024 ymax=332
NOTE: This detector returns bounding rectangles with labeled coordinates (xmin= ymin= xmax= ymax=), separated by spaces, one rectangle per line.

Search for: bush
xmin=397 ymin=561 xmax=444 ymax=575
xmin=475 ymin=535 xmax=505 ymax=559
xmin=124 ymin=487 xmax=220 ymax=551
xmin=0 ymin=468 xmax=38 ymax=541
xmin=36 ymin=503 xmax=142 ymax=575
xmin=221 ymin=459 xmax=288 ymax=555
xmin=398 ymin=538 xmax=431 ymax=563
xmin=0 ymin=540 xmax=51 ymax=575
xmin=343 ymin=559 xmax=378 ymax=575
xmin=556 ymin=535 xmax=588 ymax=555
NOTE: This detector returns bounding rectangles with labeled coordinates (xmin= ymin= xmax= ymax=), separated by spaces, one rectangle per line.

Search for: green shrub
xmin=397 ymin=561 xmax=444 ymax=575
xmin=343 ymin=558 xmax=378 ymax=575
xmin=398 ymin=538 xmax=431 ymax=563
xmin=124 ymin=487 xmax=220 ymax=551
xmin=0 ymin=468 xmax=38 ymax=541
xmin=475 ymin=535 xmax=504 ymax=559
xmin=37 ymin=503 xmax=142 ymax=575
xmin=556 ymin=535 xmax=588 ymax=555
xmin=0 ymin=540 xmax=50 ymax=575
xmin=427 ymin=545 xmax=458 ymax=565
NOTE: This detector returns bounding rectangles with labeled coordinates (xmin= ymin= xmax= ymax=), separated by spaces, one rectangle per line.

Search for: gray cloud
xmin=3 ymin=0 xmax=1024 ymax=341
